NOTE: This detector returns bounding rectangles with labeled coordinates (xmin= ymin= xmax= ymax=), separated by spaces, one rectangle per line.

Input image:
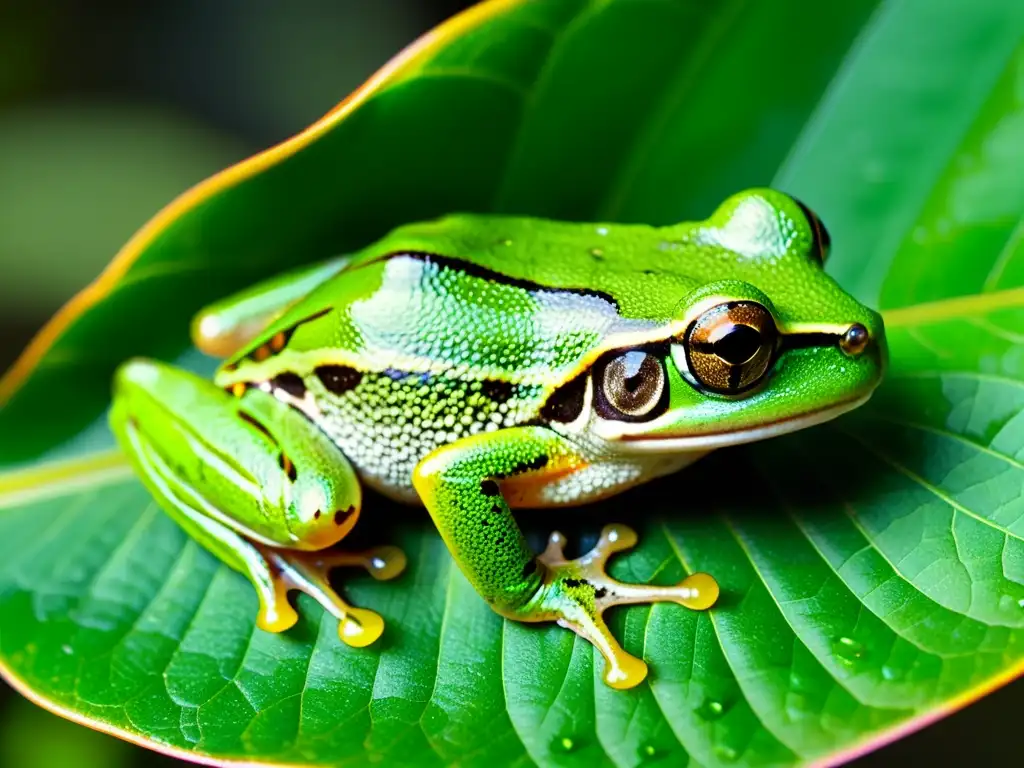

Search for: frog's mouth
xmin=611 ymin=390 xmax=874 ymax=454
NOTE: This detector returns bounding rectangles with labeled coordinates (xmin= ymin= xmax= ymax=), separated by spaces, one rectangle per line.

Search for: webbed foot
xmin=510 ymin=524 xmax=719 ymax=689
xmin=254 ymin=545 xmax=407 ymax=647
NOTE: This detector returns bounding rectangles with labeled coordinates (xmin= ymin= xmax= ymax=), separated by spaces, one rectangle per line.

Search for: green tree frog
xmin=110 ymin=188 xmax=885 ymax=689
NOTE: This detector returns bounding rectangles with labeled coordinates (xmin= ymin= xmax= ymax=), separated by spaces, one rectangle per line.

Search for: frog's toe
xmin=254 ymin=577 xmax=300 ymax=634
xmin=530 ymin=524 xmax=720 ymax=689
xmin=339 ymin=608 xmax=385 ymax=647
xmin=257 ymin=545 xmax=405 ymax=647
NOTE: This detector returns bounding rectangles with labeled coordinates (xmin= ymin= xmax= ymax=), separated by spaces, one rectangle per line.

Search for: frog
xmin=109 ymin=188 xmax=886 ymax=689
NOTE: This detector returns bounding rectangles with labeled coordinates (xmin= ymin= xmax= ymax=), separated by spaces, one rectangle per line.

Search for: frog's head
xmin=580 ymin=188 xmax=886 ymax=452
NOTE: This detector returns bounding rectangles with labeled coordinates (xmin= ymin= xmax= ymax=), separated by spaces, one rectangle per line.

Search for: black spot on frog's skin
xmin=238 ymin=412 xmax=274 ymax=441
xmin=316 ymin=365 xmax=363 ymax=394
xmin=278 ymin=453 xmax=298 ymax=482
xmin=564 ymin=578 xmax=583 ymax=588
xmin=480 ymin=480 xmax=500 ymax=497
xmin=313 ymin=510 xmax=321 ymax=520
xmin=540 ymin=371 xmax=588 ymax=423
xmin=482 ymin=379 xmax=515 ymax=404
xmin=522 ymin=560 xmax=537 ymax=578
xmin=594 ymin=587 xmax=608 ymax=599
xmin=334 ymin=506 xmax=356 ymax=526
xmin=491 ymin=504 xmax=502 ymax=515
xmin=506 ymin=454 xmax=549 ymax=478
xmin=272 ymin=372 xmax=306 ymax=398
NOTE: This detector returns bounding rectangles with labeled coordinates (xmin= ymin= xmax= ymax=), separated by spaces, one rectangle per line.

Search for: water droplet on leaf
xmin=832 ymin=636 xmax=866 ymax=666
xmin=881 ymin=665 xmax=903 ymax=681
xmin=714 ymin=744 xmax=738 ymax=762
xmin=695 ymin=698 xmax=726 ymax=720
xmin=637 ymin=742 xmax=660 ymax=761
xmin=552 ymin=735 xmax=577 ymax=753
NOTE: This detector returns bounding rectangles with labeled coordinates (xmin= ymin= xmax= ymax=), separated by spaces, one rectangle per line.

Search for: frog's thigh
xmin=111 ymin=364 xmax=404 ymax=646
xmin=192 ymin=255 xmax=351 ymax=358
xmin=412 ymin=426 xmax=580 ymax=607
xmin=123 ymin=418 xmax=403 ymax=645
xmin=118 ymin=413 xmax=300 ymax=632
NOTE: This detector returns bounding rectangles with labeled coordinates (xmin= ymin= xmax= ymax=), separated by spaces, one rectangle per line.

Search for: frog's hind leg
xmin=192 ymin=255 xmax=351 ymax=358
xmin=413 ymin=426 xmax=720 ymax=690
xmin=110 ymin=368 xmax=405 ymax=646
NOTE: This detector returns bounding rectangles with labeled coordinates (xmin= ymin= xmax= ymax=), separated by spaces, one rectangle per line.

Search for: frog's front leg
xmin=413 ymin=426 xmax=719 ymax=689
xmin=110 ymin=359 xmax=405 ymax=646
xmin=191 ymin=255 xmax=351 ymax=358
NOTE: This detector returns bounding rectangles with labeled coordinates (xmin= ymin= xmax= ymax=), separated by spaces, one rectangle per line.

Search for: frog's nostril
xmin=839 ymin=324 xmax=870 ymax=357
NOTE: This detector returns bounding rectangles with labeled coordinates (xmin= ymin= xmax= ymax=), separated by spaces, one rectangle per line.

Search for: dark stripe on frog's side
xmin=316 ymin=364 xmax=363 ymax=394
xmin=365 ymin=251 xmax=620 ymax=308
xmin=222 ymin=250 xmax=638 ymax=396
xmin=538 ymin=370 xmax=588 ymax=423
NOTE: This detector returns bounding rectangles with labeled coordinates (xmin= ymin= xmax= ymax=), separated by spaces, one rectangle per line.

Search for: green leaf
xmin=2 ymin=0 xmax=1023 ymax=766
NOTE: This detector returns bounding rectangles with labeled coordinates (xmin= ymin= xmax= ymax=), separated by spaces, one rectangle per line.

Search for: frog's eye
xmin=683 ymin=302 xmax=777 ymax=394
xmin=792 ymin=198 xmax=831 ymax=264
xmin=595 ymin=349 xmax=667 ymax=421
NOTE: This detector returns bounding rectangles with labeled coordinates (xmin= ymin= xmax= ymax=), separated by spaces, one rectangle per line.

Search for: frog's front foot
xmin=507 ymin=524 xmax=719 ymax=689
xmin=254 ymin=545 xmax=407 ymax=648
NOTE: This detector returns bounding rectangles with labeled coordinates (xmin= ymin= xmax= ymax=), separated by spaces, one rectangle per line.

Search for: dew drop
xmin=713 ymin=744 xmax=738 ymax=762
xmin=695 ymin=698 xmax=726 ymax=720
xmin=590 ymin=247 xmax=605 ymax=258
xmin=499 ymin=238 xmax=513 ymax=247
xmin=596 ymin=226 xmax=609 ymax=236
xmin=881 ymin=665 xmax=902 ymax=681
xmin=552 ymin=735 xmax=577 ymax=753
xmin=832 ymin=636 xmax=866 ymax=666
xmin=61 ymin=644 xmax=73 ymax=655
xmin=785 ymin=690 xmax=812 ymax=720
xmin=637 ymin=742 xmax=661 ymax=762
xmin=1018 ymin=597 xmax=1024 ymax=609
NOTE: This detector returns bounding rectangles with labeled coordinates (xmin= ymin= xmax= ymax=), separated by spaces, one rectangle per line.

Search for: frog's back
xmin=214 ymin=215 xmax=685 ymax=496
xmin=248 ymin=214 xmax=691 ymax=388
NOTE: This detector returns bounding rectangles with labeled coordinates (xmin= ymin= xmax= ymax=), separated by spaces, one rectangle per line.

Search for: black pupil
xmin=714 ymin=324 xmax=762 ymax=365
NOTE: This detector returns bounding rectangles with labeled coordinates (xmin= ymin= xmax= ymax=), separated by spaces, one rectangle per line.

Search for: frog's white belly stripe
xmin=531 ymin=451 xmax=707 ymax=507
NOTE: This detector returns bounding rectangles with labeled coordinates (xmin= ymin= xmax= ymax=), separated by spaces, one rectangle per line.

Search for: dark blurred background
xmin=0 ymin=1 xmax=1017 ymax=766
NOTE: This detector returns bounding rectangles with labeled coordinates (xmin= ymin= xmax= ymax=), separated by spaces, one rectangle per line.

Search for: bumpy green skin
xmin=413 ymin=426 xmax=575 ymax=607
xmin=110 ymin=188 xmax=887 ymax=687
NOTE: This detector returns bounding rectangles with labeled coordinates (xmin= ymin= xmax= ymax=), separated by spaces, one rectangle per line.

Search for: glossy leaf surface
xmin=2 ymin=0 xmax=1024 ymax=766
